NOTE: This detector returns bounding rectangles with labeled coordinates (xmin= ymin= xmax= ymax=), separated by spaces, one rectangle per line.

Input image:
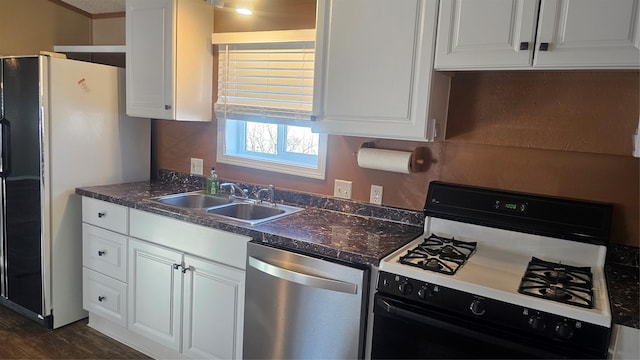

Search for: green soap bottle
xmin=206 ymin=167 xmax=219 ymax=195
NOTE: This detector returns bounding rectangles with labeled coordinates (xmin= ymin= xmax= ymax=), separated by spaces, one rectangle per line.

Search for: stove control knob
xmin=528 ymin=315 xmax=546 ymax=331
xmin=470 ymin=299 xmax=486 ymax=316
xmin=382 ymin=277 xmax=390 ymax=287
xmin=398 ymin=280 xmax=413 ymax=295
xmin=417 ymin=285 xmax=434 ymax=299
xmin=554 ymin=322 xmax=575 ymax=340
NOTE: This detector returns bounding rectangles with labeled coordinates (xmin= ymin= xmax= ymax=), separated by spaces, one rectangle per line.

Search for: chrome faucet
xmin=256 ymin=184 xmax=275 ymax=205
xmin=220 ymin=182 xmax=249 ymax=200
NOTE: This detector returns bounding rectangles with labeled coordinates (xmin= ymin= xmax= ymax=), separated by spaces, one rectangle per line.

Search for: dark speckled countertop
xmin=606 ymin=245 xmax=640 ymax=329
xmin=75 ymin=179 xmax=423 ymax=267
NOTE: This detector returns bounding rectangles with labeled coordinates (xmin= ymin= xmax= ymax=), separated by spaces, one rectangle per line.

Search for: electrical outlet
xmin=370 ymin=185 xmax=383 ymax=205
xmin=190 ymin=158 xmax=203 ymax=175
xmin=334 ymin=179 xmax=352 ymax=199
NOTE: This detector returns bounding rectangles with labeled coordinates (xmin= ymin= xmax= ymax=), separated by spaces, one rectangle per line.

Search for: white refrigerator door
xmin=42 ymin=56 xmax=150 ymax=328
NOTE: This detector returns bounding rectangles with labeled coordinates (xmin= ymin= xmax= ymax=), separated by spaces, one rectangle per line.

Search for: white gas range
xmin=371 ymin=181 xmax=613 ymax=359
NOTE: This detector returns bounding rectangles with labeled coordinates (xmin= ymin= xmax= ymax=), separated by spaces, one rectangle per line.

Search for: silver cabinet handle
xmin=98 ymin=250 xmax=106 ymax=256
xmin=98 ymin=296 xmax=105 ymax=302
xmin=181 ymin=266 xmax=192 ymax=274
xmin=97 ymin=211 xmax=106 ymax=218
xmin=248 ymin=256 xmax=357 ymax=294
xmin=172 ymin=263 xmax=181 ymax=270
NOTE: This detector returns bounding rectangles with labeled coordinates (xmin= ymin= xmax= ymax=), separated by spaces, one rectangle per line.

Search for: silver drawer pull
xmin=97 ymin=211 xmax=106 ymax=218
xmin=98 ymin=296 xmax=105 ymax=302
xmin=98 ymin=250 xmax=106 ymax=256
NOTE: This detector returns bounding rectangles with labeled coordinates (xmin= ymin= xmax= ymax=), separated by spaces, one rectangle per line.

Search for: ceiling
xmin=59 ymin=0 xmax=125 ymax=14
xmin=57 ymin=0 xmax=232 ymax=15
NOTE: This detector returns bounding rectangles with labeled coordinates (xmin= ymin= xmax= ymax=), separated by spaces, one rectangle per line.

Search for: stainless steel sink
xmin=150 ymin=190 xmax=302 ymax=225
xmin=151 ymin=191 xmax=232 ymax=209
xmin=206 ymin=202 xmax=302 ymax=225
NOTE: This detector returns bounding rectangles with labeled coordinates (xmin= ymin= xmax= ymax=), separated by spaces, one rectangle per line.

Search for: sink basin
xmin=151 ymin=191 xmax=232 ymax=209
xmin=150 ymin=190 xmax=302 ymax=225
xmin=206 ymin=202 xmax=302 ymax=225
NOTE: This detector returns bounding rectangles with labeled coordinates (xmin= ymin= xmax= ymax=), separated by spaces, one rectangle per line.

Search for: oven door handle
xmin=374 ymin=297 xmax=563 ymax=358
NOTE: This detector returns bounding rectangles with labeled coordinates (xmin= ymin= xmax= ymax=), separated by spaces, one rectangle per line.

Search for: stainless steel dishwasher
xmin=243 ymin=241 xmax=369 ymax=359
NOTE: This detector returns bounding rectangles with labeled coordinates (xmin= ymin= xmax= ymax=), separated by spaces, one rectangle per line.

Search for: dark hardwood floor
xmin=0 ymin=305 xmax=150 ymax=359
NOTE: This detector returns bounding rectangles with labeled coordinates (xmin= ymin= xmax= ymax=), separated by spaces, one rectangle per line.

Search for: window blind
xmin=215 ymin=41 xmax=315 ymax=122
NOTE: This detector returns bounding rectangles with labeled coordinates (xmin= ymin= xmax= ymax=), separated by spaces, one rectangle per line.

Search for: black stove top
xmin=398 ymin=234 xmax=477 ymax=275
xmin=518 ymin=257 xmax=594 ymax=308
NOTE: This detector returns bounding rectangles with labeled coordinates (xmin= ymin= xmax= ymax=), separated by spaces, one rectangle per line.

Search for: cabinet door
xmin=182 ymin=255 xmax=245 ymax=360
xmin=312 ymin=0 xmax=447 ymax=141
xmin=128 ymin=238 xmax=182 ymax=351
xmin=534 ymin=0 xmax=640 ymax=68
xmin=126 ymin=0 xmax=175 ymax=119
xmin=435 ymin=0 xmax=539 ymax=69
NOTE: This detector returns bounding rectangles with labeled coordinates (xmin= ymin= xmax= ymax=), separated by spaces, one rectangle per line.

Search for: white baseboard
xmin=87 ymin=313 xmax=185 ymax=359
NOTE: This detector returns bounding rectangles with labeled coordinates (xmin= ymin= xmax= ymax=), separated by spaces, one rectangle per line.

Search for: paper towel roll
xmin=357 ymin=148 xmax=412 ymax=174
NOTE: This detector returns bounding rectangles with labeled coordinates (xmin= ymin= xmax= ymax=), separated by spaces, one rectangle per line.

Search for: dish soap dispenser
xmin=206 ymin=167 xmax=219 ymax=195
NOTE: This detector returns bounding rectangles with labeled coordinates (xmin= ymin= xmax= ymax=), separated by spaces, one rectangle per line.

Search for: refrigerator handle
xmin=0 ymin=116 xmax=10 ymax=177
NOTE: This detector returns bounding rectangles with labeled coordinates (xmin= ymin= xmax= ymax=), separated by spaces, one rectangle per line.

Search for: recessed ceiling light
xmin=235 ymin=0 xmax=253 ymax=15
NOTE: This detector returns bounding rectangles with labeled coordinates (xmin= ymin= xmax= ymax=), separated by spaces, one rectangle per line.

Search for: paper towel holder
xmin=360 ymin=142 xmax=429 ymax=173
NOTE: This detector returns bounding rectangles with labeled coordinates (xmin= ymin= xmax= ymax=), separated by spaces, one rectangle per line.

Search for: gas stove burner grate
xmin=398 ymin=234 xmax=477 ymax=275
xmin=518 ymin=257 xmax=594 ymax=308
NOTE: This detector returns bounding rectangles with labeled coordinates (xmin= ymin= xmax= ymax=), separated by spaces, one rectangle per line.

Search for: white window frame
xmin=216 ymin=118 xmax=327 ymax=179
xmin=213 ymin=30 xmax=327 ymax=179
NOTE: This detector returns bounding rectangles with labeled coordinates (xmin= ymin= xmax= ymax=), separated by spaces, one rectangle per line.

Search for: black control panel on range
xmin=423 ymin=181 xmax=612 ymax=246
xmin=376 ymin=271 xmax=610 ymax=355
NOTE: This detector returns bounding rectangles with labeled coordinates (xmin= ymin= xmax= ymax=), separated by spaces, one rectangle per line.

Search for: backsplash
xmin=158 ymin=169 xmax=424 ymax=227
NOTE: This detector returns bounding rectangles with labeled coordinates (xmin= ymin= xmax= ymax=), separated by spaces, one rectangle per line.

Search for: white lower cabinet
xmin=128 ymin=238 xmax=245 ymax=359
xmin=82 ymin=199 xmax=130 ymax=328
xmin=609 ymin=324 xmax=640 ymax=360
xmin=128 ymin=238 xmax=183 ymax=351
xmin=81 ymin=197 xmax=250 ymax=359
xmin=182 ymin=255 xmax=245 ymax=360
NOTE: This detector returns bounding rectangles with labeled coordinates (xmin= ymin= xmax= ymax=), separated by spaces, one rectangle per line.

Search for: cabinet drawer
xmin=83 ymin=268 xmax=127 ymax=327
xmin=83 ymin=224 xmax=128 ymax=281
xmin=82 ymin=197 xmax=128 ymax=233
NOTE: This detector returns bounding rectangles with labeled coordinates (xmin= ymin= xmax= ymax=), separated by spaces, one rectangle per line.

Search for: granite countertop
xmin=606 ymin=245 xmax=640 ymax=329
xmin=75 ymin=180 xmax=424 ymax=267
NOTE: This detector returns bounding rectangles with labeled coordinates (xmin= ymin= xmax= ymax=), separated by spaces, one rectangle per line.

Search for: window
xmin=214 ymin=30 xmax=327 ymax=179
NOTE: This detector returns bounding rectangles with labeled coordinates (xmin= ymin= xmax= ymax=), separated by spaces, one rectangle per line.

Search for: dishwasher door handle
xmin=248 ymin=256 xmax=358 ymax=294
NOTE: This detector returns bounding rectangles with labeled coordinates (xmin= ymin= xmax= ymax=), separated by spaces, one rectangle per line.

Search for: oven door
xmin=371 ymin=293 xmax=598 ymax=359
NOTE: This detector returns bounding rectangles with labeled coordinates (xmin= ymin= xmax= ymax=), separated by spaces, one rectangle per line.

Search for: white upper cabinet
xmin=535 ymin=0 xmax=640 ymax=68
xmin=435 ymin=0 xmax=640 ymax=70
xmin=126 ymin=0 xmax=213 ymax=121
xmin=435 ymin=0 xmax=539 ymax=69
xmin=312 ymin=0 xmax=451 ymax=141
